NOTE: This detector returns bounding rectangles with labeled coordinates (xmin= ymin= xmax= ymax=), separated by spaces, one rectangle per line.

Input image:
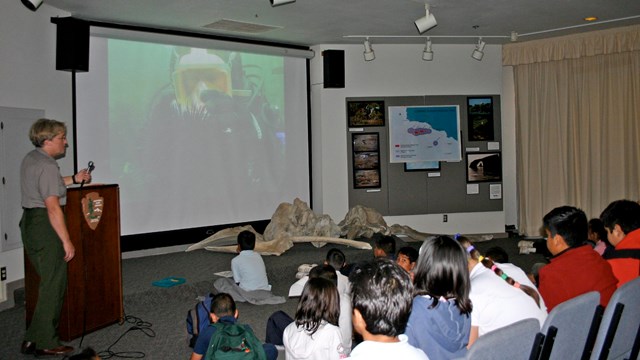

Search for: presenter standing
xmin=19 ymin=119 xmax=91 ymax=356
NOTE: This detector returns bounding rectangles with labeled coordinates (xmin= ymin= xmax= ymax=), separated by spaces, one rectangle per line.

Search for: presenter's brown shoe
xmin=35 ymin=345 xmax=74 ymax=356
xmin=20 ymin=341 xmax=36 ymax=354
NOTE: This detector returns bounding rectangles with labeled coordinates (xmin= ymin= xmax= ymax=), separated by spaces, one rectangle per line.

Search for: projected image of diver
xmin=111 ymin=42 xmax=287 ymax=231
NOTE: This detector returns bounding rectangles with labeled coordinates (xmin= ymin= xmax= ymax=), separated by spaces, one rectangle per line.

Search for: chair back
xmin=466 ymin=318 xmax=541 ymax=360
xmin=537 ymin=291 xmax=601 ymax=360
xmin=590 ymin=277 xmax=640 ymax=360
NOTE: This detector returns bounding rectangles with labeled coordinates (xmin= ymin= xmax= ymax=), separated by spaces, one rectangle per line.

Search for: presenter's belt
xmin=23 ymin=206 xmax=65 ymax=212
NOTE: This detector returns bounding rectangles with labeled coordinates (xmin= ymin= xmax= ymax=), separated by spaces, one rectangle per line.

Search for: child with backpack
xmin=283 ymin=277 xmax=347 ymax=360
xmin=189 ymin=293 xmax=277 ymax=360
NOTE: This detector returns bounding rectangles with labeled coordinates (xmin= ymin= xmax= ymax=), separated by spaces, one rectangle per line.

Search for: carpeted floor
xmin=0 ymin=236 xmax=546 ymax=359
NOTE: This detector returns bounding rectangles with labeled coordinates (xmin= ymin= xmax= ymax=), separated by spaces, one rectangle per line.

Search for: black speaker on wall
xmin=52 ymin=17 xmax=90 ymax=72
xmin=323 ymin=50 xmax=345 ymax=88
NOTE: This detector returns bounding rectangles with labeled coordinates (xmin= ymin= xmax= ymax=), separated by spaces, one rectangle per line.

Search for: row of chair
xmin=461 ymin=277 xmax=640 ymax=360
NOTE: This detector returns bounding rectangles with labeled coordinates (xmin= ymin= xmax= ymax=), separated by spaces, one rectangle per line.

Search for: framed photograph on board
xmin=347 ymin=100 xmax=385 ymax=127
xmin=354 ymin=169 xmax=381 ymax=188
xmin=352 ymin=133 xmax=381 ymax=188
xmin=352 ymin=133 xmax=379 ymax=152
xmin=466 ymin=152 xmax=502 ymax=182
xmin=354 ymin=152 xmax=380 ymax=170
xmin=404 ymin=161 xmax=440 ymax=172
xmin=467 ymin=97 xmax=494 ymax=141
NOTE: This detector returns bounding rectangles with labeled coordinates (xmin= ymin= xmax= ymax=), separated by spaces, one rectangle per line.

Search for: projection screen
xmin=76 ymin=29 xmax=311 ymax=236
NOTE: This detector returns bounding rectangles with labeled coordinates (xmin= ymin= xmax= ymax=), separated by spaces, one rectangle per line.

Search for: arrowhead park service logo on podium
xmin=82 ymin=192 xmax=104 ymax=230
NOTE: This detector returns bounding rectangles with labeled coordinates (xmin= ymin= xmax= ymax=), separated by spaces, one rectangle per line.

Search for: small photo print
xmin=354 ymin=169 xmax=381 ymax=188
xmin=348 ymin=101 xmax=385 ymax=127
xmin=467 ymin=97 xmax=494 ymax=141
xmin=466 ymin=152 xmax=502 ymax=182
xmin=353 ymin=133 xmax=379 ymax=152
xmin=354 ymin=152 xmax=380 ymax=170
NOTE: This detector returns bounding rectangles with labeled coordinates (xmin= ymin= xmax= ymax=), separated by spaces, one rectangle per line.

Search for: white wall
xmin=0 ymin=2 xmax=72 ymax=302
xmin=310 ymin=43 xmax=517 ymax=235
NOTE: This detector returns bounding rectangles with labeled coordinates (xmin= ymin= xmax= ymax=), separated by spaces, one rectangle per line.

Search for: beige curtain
xmin=503 ymin=25 xmax=640 ymax=236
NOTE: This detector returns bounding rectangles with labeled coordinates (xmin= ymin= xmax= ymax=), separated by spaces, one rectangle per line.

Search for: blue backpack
xmin=186 ymin=293 xmax=214 ymax=348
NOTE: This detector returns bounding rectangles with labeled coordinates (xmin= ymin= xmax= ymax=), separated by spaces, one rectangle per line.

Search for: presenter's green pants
xmin=20 ymin=208 xmax=67 ymax=349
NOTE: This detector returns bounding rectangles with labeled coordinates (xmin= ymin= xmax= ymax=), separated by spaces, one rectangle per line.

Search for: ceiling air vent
xmin=203 ymin=19 xmax=282 ymax=34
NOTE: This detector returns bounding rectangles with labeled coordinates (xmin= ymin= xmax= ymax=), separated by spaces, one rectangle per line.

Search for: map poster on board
xmin=388 ymin=105 xmax=462 ymax=163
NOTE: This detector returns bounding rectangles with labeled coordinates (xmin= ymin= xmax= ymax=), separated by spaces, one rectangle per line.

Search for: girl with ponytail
xmin=456 ymin=236 xmax=547 ymax=347
xmin=459 ymin=238 xmax=542 ymax=307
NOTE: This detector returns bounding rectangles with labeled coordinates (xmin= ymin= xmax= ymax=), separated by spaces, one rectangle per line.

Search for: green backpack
xmin=204 ymin=322 xmax=267 ymax=360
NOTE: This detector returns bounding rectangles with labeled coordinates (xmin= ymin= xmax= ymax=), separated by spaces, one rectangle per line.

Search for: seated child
xmin=484 ymin=246 xmax=547 ymax=312
xmin=405 ymin=236 xmax=472 ymax=360
xmin=348 ymin=259 xmax=428 ymax=359
xmin=373 ymin=235 xmax=396 ymax=260
xmin=283 ymin=277 xmax=346 ymax=360
xmin=232 ymin=230 xmax=271 ymax=291
xmin=214 ymin=231 xmax=284 ymax=304
xmin=457 ymin=237 xmax=547 ymax=347
xmin=270 ymin=265 xmax=353 ymax=352
xmin=588 ymin=218 xmax=614 ymax=256
xmin=325 ymin=248 xmax=351 ymax=295
xmin=395 ymin=246 xmax=419 ymax=275
xmin=290 ymin=248 xmax=350 ymax=297
xmin=190 ymin=293 xmax=277 ymax=360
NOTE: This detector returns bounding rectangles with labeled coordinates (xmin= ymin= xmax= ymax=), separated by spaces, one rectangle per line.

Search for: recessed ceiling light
xmin=584 ymin=16 xmax=598 ymax=22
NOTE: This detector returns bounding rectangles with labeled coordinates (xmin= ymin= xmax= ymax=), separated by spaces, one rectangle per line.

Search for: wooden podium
xmin=25 ymin=184 xmax=124 ymax=341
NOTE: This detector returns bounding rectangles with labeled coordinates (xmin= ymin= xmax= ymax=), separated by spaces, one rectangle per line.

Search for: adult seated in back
xmin=600 ymin=199 xmax=640 ymax=287
xmin=538 ymin=206 xmax=618 ymax=312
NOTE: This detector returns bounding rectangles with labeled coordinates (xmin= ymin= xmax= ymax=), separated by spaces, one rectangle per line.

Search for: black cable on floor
xmin=94 ymin=314 xmax=156 ymax=359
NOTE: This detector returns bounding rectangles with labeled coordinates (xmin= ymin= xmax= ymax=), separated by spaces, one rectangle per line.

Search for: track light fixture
xmin=471 ymin=37 xmax=486 ymax=61
xmin=269 ymin=0 xmax=295 ymax=6
xmin=21 ymin=0 xmax=43 ymax=11
xmin=422 ymin=38 xmax=433 ymax=61
xmin=363 ymin=38 xmax=375 ymax=61
xmin=414 ymin=4 xmax=437 ymax=34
